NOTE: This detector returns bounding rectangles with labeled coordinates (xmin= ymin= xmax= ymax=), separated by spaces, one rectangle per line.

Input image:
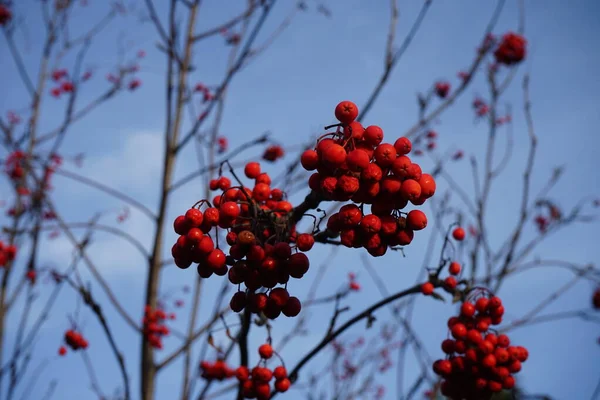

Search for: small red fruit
xmin=452 ymin=227 xmax=465 ymax=241
xmin=258 ymin=343 xmax=274 ymax=359
xmin=334 ymin=101 xmax=359 ymax=124
xmin=421 ymin=282 xmax=434 ymax=295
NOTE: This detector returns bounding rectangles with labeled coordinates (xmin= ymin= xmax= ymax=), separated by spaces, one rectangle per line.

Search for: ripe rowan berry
xmin=406 ymin=210 xmax=427 ymax=231
xmin=452 ymin=227 xmax=465 ymax=241
xmin=244 ymin=162 xmax=261 ymax=179
xmin=344 ymin=121 xmax=364 ymax=139
xmin=394 ymin=137 xmax=412 ymax=155
xmin=448 ymin=261 xmax=461 ymax=275
xmin=275 ymin=378 xmax=291 ymax=392
xmin=363 ymin=125 xmax=384 ymax=146
xmin=282 ymin=296 xmax=301 ymax=317
xmin=258 ymin=343 xmax=274 ymax=359
xmin=296 ymin=233 xmax=315 ymax=251
xmin=451 ymin=323 xmax=467 ymax=339
xmin=373 ymin=143 xmax=397 ymax=167
xmin=421 ymin=282 xmax=434 ymax=295
xmin=443 ymin=276 xmax=457 ymax=290
xmin=460 ymin=302 xmax=476 ymax=318
xmin=334 ymin=101 xmax=359 ymax=124
xmin=273 ymin=366 xmax=287 ymax=380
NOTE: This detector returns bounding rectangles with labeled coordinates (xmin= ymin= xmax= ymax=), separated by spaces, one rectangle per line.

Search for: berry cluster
xmin=473 ymin=97 xmax=489 ymax=117
xmin=0 ymin=240 xmax=17 ymax=268
xmin=200 ymin=360 xmax=236 ymax=381
xmin=236 ymin=344 xmax=291 ymax=399
xmin=4 ymin=150 xmax=26 ymax=185
xmin=433 ymin=294 xmax=529 ymax=400
xmin=63 ymin=329 xmax=89 ymax=352
xmin=409 ymin=129 xmax=438 ymax=156
xmin=172 ymin=162 xmax=310 ymax=319
xmin=142 ymin=306 xmax=171 ymax=349
xmin=301 ymin=101 xmax=436 ymax=256
xmin=194 ymin=82 xmax=214 ymax=103
xmin=493 ymin=32 xmax=527 ymax=66
xmin=199 ymin=344 xmax=292 ymax=399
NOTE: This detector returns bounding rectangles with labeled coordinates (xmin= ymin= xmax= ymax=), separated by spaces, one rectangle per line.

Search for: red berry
xmin=452 ymin=227 xmax=465 ymax=241
xmin=334 ymin=101 xmax=359 ymax=124
xmin=421 ymin=282 xmax=434 ymax=295
xmin=258 ymin=343 xmax=274 ymax=359
xmin=244 ymin=162 xmax=261 ymax=179
xmin=448 ymin=261 xmax=461 ymax=275
xmin=275 ymin=378 xmax=291 ymax=392
xmin=282 ymin=296 xmax=301 ymax=317
xmin=406 ymin=210 xmax=427 ymax=231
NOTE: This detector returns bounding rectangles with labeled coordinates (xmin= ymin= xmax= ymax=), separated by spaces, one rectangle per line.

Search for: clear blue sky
xmin=1 ymin=1 xmax=599 ymax=399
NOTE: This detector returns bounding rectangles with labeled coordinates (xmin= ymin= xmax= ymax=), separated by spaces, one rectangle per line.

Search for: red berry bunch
xmin=142 ymin=306 xmax=170 ymax=349
xmin=435 ymin=81 xmax=451 ymax=98
xmin=217 ymin=136 xmax=228 ymax=153
xmin=493 ymin=32 xmax=527 ymax=65
xmin=199 ymin=360 xmax=236 ymax=381
xmin=262 ymin=145 xmax=285 ymax=162
xmin=0 ymin=4 xmax=12 ymax=25
xmin=194 ymin=83 xmax=214 ymax=103
xmin=235 ymin=345 xmax=291 ymax=399
xmin=4 ymin=150 xmax=26 ymax=182
xmin=172 ymin=163 xmax=310 ymax=319
xmin=0 ymin=240 xmax=17 ymax=268
xmin=301 ymin=101 xmax=435 ymax=256
xmin=348 ymin=272 xmax=360 ymax=291
xmin=443 ymin=261 xmax=462 ymax=290
xmin=433 ymin=294 xmax=529 ymax=400
xmin=64 ymin=329 xmax=89 ymax=351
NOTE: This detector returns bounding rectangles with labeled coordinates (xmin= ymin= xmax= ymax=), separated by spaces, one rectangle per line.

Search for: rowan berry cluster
xmin=194 ymin=82 xmax=214 ymax=103
xmin=50 ymin=69 xmax=75 ymax=98
xmin=0 ymin=240 xmax=17 ymax=268
xmin=172 ymin=162 xmax=310 ymax=319
xmin=533 ymin=200 xmax=562 ymax=234
xmin=199 ymin=360 xmax=236 ymax=381
xmin=236 ymin=344 xmax=291 ymax=399
xmin=433 ymin=294 xmax=529 ymax=400
xmin=422 ymin=260 xmax=463 ymax=295
xmin=494 ymin=32 xmax=527 ymax=66
xmin=410 ymin=129 xmax=438 ymax=156
xmin=142 ymin=306 xmax=171 ymax=349
xmin=4 ymin=150 xmax=26 ymax=184
xmin=0 ymin=4 xmax=11 ymax=25
xmin=473 ymin=97 xmax=489 ymax=117
xmin=301 ymin=101 xmax=435 ymax=256
xmin=63 ymin=329 xmax=89 ymax=352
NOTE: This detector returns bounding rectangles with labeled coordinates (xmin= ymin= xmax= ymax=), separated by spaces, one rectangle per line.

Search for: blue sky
xmin=1 ymin=1 xmax=599 ymax=399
